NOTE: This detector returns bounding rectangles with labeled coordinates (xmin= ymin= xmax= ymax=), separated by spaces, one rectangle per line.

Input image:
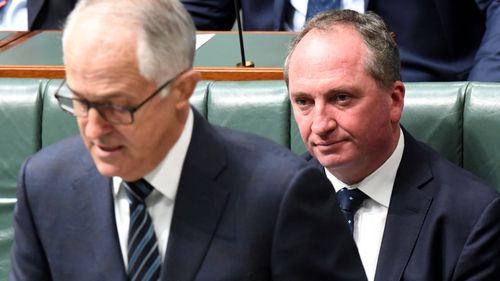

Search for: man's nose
xmin=83 ymin=108 xmax=113 ymax=139
xmin=310 ymin=106 xmax=336 ymax=136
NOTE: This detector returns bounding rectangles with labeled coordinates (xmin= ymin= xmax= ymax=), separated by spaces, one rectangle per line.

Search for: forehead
xmin=63 ymin=15 xmax=147 ymax=93
xmin=288 ymin=26 xmax=374 ymax=92
xmin=289 ymin=26 xmax=368 ymax=76
xmin=66 ymin=17 xmax=137 ymax=65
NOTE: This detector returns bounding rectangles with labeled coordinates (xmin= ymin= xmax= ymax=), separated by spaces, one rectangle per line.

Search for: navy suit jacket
xmin=27 ymin=0 xmax=77 ymax=30
xmin=182 ymin=0 xmax=500 ymax=82
xmin=10 ymin=110 xmax=367 ymax=281
xmin=306 ymin=129 xmax=500 ymax=280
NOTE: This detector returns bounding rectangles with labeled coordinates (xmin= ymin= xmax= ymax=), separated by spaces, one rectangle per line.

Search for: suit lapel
xmin=72 ymin=150 xmax=127 ymax=280
xmin=374 ymin=130 xmax=434 ymax=281
xmin=162 ymin=110 xmax=229 ymax=281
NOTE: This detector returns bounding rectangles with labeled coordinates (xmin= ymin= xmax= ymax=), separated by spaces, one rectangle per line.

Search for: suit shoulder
xmin=427 ymin=147 xmax=498 ymax=200
xmin=411 ymin=140 xmax=500 ymax=224
xmin=22 ymin=135 xmax=92 ymax=181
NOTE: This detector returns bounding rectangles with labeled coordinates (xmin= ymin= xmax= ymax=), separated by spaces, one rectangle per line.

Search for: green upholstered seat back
xmin=207 ymin=81 xmax=290 ymax=147
xmin=0 ymin=78 xmax=43 ymax=276
xmin=401 ymin=82 xmax=466 ymax=166
xmin=464 ymin=83 xmax=500 ymax=188
xmin=42 ymin=79 xmax=79 ymax=147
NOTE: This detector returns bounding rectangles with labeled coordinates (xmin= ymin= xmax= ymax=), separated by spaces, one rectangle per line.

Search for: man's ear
xmin=172 ymin=69 xmax=200 ymax=109
xmin=390 ymin=80 xmax=405 ymax=124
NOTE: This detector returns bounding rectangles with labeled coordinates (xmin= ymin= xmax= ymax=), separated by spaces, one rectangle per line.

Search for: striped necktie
xmin=306 ymin=0 xmax=341 ymax=20
xmin=123 ymin=179 xmax=161 ymax=281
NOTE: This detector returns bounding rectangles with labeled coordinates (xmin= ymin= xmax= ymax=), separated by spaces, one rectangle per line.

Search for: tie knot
xmin=337 ymin=187 xmax=367 ymax=213
xmin=123 ymin=179 xmax=155 ymax=203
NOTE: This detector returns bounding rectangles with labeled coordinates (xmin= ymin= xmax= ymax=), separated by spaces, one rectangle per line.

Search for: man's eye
xmin=337 ymin=94 xmax=350 ymax=101
xmin=294 ymin=98 xmax=313 ymax=107
xmin=295 ymin=98 xmax=308 ymax=105
xmin=332 ymin=94 xmax=352 ymax=104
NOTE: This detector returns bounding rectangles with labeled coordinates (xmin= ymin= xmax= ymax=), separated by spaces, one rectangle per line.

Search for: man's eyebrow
xmin=290 ymin=91 xmax=310 ymax=98
xmin=66 ymin=85 xmax=128 ymax=101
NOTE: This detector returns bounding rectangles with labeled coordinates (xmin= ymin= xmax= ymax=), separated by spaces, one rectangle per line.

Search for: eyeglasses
xmin=54 ymin=74 xmax=180 ymax=125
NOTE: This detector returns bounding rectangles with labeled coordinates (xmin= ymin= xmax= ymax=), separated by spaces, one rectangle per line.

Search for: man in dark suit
xmin=285 ymin=10 xmax=500 ymax=281
xmin=28 ymin=0 xmax=77 ymax=29
xmin=9 ymin=1 xmax=367 ymax=280
xmin=181 ymin=0 xmax=500 ymax=82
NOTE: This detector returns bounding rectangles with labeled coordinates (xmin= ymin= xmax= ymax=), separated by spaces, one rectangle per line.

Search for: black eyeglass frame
xmin=54 ymin=73 xmax=181 ymax=125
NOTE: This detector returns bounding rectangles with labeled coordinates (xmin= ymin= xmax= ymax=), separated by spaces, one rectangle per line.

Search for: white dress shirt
xmin=113 ymin=108 xmax=194 ymax=269
xmin=326 ymin=129 xmax=404 ymax=281
xmin=0 ymin=0 xmax=27 ymax=31
xmin=286 ymin=0 xmax=365 ymax=31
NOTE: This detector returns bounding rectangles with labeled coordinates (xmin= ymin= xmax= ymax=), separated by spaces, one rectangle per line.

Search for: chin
xmin=93 ymin=161 xmax=124 ymax=178
xmin=315 ymin=153 xmax=354 ymax=171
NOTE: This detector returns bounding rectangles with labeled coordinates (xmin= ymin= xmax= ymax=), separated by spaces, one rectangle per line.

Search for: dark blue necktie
xmin=336 ymin=187 xmax=367 ymax=233
xmin=123 ymin=179 xmax=161 ymax=281
xmin=306 ymin=0 xmax=341 ymax=20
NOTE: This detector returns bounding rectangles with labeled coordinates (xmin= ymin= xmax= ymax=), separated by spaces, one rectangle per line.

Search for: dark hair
xmin=284 ymin=9 xmax=401 ymax=89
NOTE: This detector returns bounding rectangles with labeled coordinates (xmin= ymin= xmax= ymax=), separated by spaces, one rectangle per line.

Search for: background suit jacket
xmin=181 ymin=0 xmax=500 ymax=82
xmin=306 ymin=129 xmax=500 ymax=280
xmin=10 ymin=109 xmax=367 ymax=281
xmin=28 ymin=0 xmax=77 ymax=30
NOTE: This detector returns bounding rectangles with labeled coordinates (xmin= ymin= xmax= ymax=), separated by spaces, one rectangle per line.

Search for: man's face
xmin=64 ymin=24 xmax=193 ymax=181
xmin=288 ymin=27 xmax=404 ymax=184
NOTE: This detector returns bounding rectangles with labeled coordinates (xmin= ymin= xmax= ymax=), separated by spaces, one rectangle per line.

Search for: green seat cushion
xmin=464 ymin=83 xmax=500 ymax=191
xmin=402 ymin=82 xmax=466 ymax=166
xmin=207 ymin=81 xmax=290 ymax=147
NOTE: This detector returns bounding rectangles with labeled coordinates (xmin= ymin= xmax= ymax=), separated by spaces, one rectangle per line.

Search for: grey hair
xmin=284 ymin=9 xmax=401 ymax=89
xmin=62 ymin=0 xmax=196 ymax=86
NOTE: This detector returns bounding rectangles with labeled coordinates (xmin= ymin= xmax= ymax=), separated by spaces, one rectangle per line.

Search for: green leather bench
xmin=1 ymin=79 xmax=500 ymax=278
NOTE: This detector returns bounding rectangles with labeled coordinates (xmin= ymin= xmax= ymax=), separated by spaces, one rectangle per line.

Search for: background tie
xmin=306 ymin=0 xmax=341 ymax=20
xmin=336 ymin=187 xmax=367 ymax=233
xmin=123 ymin=179 xmax=161 ymax=281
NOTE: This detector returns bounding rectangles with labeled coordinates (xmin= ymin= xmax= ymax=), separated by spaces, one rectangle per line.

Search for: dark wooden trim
xmin=196 ymin=67 xmax=284 ymax=80
xmin=0 ymin=66 xmax=285 ymax=80
xmin=0 ymin=65 xmax=65 ymax=79
xmin=0 ymin=31 xmax=41 ymax=52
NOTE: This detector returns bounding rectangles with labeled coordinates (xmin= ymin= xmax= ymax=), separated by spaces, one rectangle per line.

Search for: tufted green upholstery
xmin=0 ymin=79 xmax=43 ymax=277
xmin=401 ymin=82 xmax=467 ymax=166
xmin=464 ymin=83 xmax=500 ymax=189
xmin=0 ymin=78 xmax=500 ymax=278
xmin=42 ymin=79 xmax=79 ymax=147
xmin=207 ymin=81 xmax=290 ymax=147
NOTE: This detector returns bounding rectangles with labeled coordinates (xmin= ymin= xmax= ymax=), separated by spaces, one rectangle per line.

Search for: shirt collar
xmin=326 ymin=128 xmax=405 ymax=207
xmin=113 ymin=108 xmax=194 ymax=201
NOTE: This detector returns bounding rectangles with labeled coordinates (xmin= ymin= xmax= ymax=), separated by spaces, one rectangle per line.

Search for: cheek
xmin=77 ymin=120 xmax=91 ymax=145
xmin=295 ymin=115 xmax=312 ymax=140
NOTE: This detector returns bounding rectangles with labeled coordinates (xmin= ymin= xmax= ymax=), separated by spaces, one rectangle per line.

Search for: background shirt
xmin=0 ymin=0 xmax=27 ymax=30
xmin=286 ymin=0 xmax=365 ymax=31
